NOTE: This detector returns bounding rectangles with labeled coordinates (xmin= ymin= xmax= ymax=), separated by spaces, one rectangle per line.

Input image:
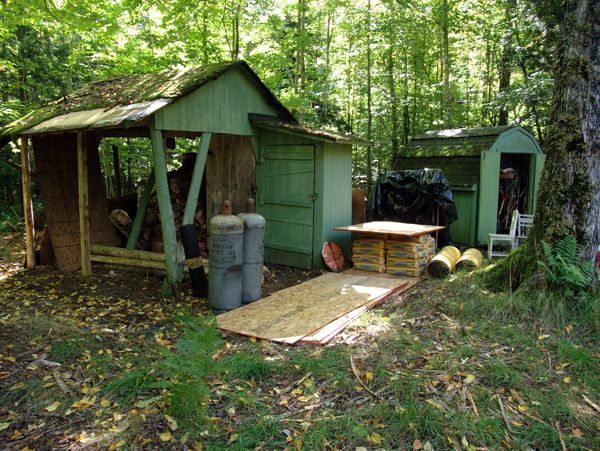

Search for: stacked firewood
xmin=137 ymin=153 xmax=208 ymax=256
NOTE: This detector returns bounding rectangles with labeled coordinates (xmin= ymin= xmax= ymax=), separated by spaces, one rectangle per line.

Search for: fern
xmin=157 ymin=316 xmax=224 ymax=433
xmin=539 ymin=236 xmax=592 ymax=297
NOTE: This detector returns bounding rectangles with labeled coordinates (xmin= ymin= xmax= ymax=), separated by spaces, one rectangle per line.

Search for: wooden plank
xmin=150 ymin=125 xmax=178 ymax=288
xmin=300 ymin=279 xmax=419 ymax=344
xmin=335 ymin=221 xmax=444 ymax=237
xmin=77 ymin=130 xmax=91 ymax=276
xmin=91 ymin=244 xmax=165 ymax=262
xmin=19 ymin=137 xmax=35 ymax=269
xmin=182 ymin=132 xmax=211 ymax=225
xmin=216 ymin=269 xmax=409 ymax=344
xmin=91 ymin=254 xmax=165 ymax=270
xmin=206 ymin=134 xmax=256 ymax=218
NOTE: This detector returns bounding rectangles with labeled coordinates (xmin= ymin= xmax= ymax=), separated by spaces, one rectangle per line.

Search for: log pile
xmin=136 ymin=153 xmax=208 ymax=256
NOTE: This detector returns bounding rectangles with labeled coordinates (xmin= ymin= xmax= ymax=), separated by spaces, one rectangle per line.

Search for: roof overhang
xmin=20 ymin=99 xmax=172 ymax=135
xmin=249 ymin=113 xmax=371 ymax=146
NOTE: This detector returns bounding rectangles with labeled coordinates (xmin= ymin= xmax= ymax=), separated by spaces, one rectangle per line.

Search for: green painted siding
xmin=154 ymin=68 xmax=278 ymax=135
xmin=255 ymin=129 xmax=352 ymax=269
xmin=257 ymin=144 xmax=315 ymax=269
xmin=449 ymin=185 xmax=478 ymax=246
xmin=320 ymin=143 xmax=352 ymax=263
xmin=477 ymin=151 xmax=501 ymax=244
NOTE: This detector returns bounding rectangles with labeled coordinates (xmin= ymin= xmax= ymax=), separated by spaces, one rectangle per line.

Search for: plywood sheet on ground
xmin=299 ymin=278 xmax=419 ymax=344
xmin=216 ymin=269 xmax=411 ymax=344
xmin=335 ymin=221 xmax=444 ymax=237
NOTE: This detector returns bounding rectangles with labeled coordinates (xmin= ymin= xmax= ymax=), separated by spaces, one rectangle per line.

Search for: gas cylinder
xmin=238 ymin=198 xmax=266 ymax=303
xmin=208 ymin=200 xmax=244 ymax=313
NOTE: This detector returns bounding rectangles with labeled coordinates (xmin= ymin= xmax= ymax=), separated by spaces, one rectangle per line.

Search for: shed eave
xmin=19 ymin=99 xmax=171 ymax=135
xmin=249 ymin=114 xmax=370 ymax=145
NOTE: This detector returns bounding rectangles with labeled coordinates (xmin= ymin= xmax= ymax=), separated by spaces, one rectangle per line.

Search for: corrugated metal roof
xmin=402 ymin=125 xmax=518 ymax=157
xmin=249 ymin=113 xmax=371 ymax=145
xmin=2 ymin=61 xmax=296 ymax=137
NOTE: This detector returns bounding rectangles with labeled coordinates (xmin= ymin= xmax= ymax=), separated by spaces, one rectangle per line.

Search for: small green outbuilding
xmin=395 ymin=126 xmax=545 ymax=247
xmin=2 ymin=61 xmax=367 ymax=285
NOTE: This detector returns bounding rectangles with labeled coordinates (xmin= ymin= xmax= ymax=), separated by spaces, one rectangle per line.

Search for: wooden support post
xmin=77 ymin=130 xmax=92 ymax=276
xmin=112 ymin=144 xmax=122 ymax=200
xmin=19 ymin=137 xmax=35 ymax=269
xmin=126 ymin=169 xmax=155 ymax=249
xmin=182 ymin=132 xmax=211 ymax=225
xmin=150 ymin=125 xmax=179 ymax=291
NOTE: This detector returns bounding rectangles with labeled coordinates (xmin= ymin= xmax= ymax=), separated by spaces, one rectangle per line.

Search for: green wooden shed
xmin=395 ymin=126 xmax=545 ymax=247
xmin=1 ymin=61 xmax=367 ymax=289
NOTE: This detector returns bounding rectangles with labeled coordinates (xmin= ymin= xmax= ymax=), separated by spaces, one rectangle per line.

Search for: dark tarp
xmin=370 ymin=169 xmax=458 ymax=246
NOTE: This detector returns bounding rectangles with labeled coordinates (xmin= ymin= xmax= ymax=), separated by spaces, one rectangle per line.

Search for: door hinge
xmin=309 ymin=192 xmax=319 ymax=200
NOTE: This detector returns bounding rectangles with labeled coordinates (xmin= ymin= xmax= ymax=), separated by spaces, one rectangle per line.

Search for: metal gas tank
xmin=208 ymin=200 xmax=244 ymax=313
xmin=238 ymin=198 xmax=266 ymax=304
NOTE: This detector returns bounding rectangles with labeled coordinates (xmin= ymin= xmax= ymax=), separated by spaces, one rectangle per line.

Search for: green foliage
xmin=540 ymin=236 xmax=592 ymax=297
xmin=157 ymin=316 xmax=223 ymax=433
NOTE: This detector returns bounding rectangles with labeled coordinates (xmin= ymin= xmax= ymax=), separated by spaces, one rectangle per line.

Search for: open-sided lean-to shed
xmin=395 ymin=126 xmax=545 ymax=247
xmin=1 ymin=61 xmax=367 ymax=293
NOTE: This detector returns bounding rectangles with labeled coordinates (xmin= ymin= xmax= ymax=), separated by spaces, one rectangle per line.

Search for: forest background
xmin=0 ymin=0 xmax=557 ymax=212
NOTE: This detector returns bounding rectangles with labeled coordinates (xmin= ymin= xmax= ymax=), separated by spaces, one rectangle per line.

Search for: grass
xmin=0 ymin=247 xmax=599 ymax=449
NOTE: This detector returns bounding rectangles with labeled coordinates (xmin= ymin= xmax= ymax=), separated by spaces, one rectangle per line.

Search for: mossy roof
xmin=249 ymin=114 xmax=371 ymax=145
xmin=1 ymin=61 xmax=296 ymax=137
xmin=401 ymin=125 xmax=517 ymax=158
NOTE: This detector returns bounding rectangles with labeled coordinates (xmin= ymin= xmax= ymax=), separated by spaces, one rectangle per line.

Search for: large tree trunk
xmin=532 ymin=0 xmax=599 ymax=262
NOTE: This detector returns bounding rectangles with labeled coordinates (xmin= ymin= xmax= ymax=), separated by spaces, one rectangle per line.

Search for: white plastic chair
xmin=488 ymin=210 xmax=519 ymax=259
xmin=517 ymin=213 xmax=534 ymax=246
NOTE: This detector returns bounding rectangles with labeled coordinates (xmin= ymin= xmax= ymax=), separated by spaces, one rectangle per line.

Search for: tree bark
xmin=366 ymin=0 xmax=373 ymax=196
xmin=387 ymin=46 xmax=400 ymax=157
xmin=531 ymin=0 xmax=599 ymax=262
xmin=498 ymin=0 xmax=516 ymax=126
xmin=442 ymin=0 xmax=451 ymax=128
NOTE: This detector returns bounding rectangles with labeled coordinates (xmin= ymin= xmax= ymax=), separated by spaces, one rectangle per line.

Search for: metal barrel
xmin=208 ymin=200 xmax=244 ymax=313
xmin=238 ymin=198 xmax=266 ymax=303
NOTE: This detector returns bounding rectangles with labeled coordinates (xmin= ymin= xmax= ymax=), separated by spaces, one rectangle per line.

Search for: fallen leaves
xmin=44 ymin=401 xmax=61 ymax=413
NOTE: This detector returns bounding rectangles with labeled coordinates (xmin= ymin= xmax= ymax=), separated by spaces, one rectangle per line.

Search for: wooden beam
xmin=126 ymin=169 xmax=155 ymax=249
xmin=77 ymin=130 xmax=91 ymax=276
xmin=19 ymin=137 xmax=35 ymax=269
xmin=182 ymin=132 xmax=211 ymax=225
xmin=150 ymin=125 xmax=179 ymax=289
xmin=91 ymin=254 xmax=166 ymax=270
xmin=91 ymin=244 xmax=165 ymax=262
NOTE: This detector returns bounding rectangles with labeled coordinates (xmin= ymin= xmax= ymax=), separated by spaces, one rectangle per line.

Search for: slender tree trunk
xmin=387 ymin=47 xmax=400 ymax=157
xmin=498 ymin=0 xmax=516 ymax=126
xmin=296 ymin=0 xmax=307 ymax=123
xmin=442 ymin=0 xmax=451 ymax=128
xmin=402 ymin=52 xmax=410 ymax=144
xmin=366 ymin=0 xmax=373 ymax=196
xmin=531 ymin=0 xmax=599 ymax=261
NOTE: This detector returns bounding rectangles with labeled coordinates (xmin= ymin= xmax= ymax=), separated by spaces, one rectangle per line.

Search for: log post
xmin=150 ymin=125 xmax=178 ymax=293
xmin=112 ymin=144 xmax=122 ymax=200
xmin=77 ymin=130 xmax=91 ymax=276
xmin=126 ymin=169 xmax=155 ymax=249
xmin=19 ymin=137 xmax=35 ymax=269
xmin=182 ymin=132 xmax=211 ymax=225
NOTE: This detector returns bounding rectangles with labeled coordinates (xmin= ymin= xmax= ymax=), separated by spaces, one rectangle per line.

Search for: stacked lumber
xmin=137 ymin=153 xmax=208 ymax=256
xmin=385 ymin=234 xmax=434 ymax=277
xmin=351 ymin=238 xmax=386 ymax=272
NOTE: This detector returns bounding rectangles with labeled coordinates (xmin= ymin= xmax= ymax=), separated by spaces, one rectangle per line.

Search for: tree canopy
xmin=0 ymin=0 xmax=555 ymax=190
